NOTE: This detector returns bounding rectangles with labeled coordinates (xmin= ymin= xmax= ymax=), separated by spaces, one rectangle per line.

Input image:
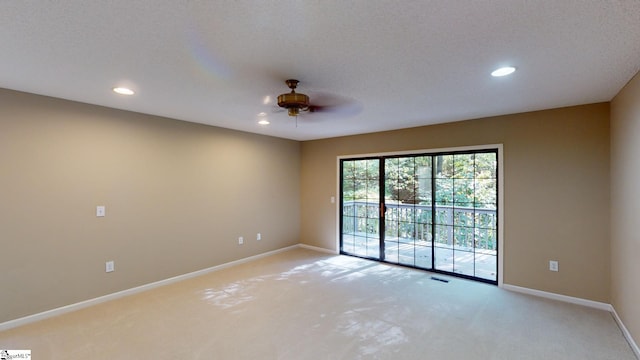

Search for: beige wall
xmin=0 ymin=89 xmax=300 ymax=323
xmin=611 ymin=71 xmax=640 ymax=345
xmin=301 ymin=103 xmax=610 ymax=302
xmin=0 ymin=84 xmax=618 ymax=324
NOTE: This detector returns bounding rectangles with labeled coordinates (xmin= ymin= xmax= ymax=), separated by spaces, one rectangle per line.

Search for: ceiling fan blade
xmin=307 ymin=91 xmax=362 ymax=117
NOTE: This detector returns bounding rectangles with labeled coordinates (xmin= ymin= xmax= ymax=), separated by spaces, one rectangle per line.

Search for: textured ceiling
xmin=1 ymin=1 xmax=639 ymax=140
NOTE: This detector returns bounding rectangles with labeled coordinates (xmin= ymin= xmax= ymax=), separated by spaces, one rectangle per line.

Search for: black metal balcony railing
xmin=342 ymin=200 xmax=497 ymax=252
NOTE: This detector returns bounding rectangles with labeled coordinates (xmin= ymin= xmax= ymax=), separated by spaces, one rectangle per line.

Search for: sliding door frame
xmin=336 ymin=144 xmax=504 ymax=287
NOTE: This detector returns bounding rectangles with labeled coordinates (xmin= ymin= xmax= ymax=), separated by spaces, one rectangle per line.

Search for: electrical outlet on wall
xmin=549 ymin=260 xmax=559 ymax=272
xmin=238 ymin=236 xmax=244 ymax=245
xmin=257 ymin=233 xmax=261 ymax=241
xmin=106 ymin=260 xmax=115 ymax=273
xmin=96 ymin=205 xmax=106 ymax=217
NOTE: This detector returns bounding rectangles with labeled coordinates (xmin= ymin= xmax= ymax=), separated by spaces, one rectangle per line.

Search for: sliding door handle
xmin=380 ymin=203 xmax=387 ymax=218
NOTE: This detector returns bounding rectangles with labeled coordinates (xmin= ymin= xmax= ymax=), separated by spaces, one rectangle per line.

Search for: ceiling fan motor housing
xmin=277 ymin=79 xmax=309 ymax=116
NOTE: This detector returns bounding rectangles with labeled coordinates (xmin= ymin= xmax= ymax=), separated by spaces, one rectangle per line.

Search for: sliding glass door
xmin=432 ymin=152 xmax=498 ymax=281
xmin=340 ymin=150 xmax=498 ymax=284
xmin=383 ymin=156 xmax=433 ymax=268
xmin=341 ymin=158 xmax=381 ymax=259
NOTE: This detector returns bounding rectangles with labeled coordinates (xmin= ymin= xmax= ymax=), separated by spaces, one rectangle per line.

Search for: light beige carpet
xmin=0 ymin=248 xmax=635 ymax=359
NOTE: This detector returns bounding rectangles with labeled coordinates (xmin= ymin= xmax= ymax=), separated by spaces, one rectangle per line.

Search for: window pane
xmin=366 ymin=218 xmax=379 ymax=235
xmin=343 ymin=161 xmax=356 ymax=180
xmin=454 ymin=154 xmax=475 ymax=179
xmin=435 ymin=208 xmax=453 ymax=225
xmin=366 ymin=159 xmax=379 ymax=180
xmin=385 ymin=157 xmax=399 ymax=179
xmin=454 ymin=250 xmax=475 ymax=276
xmin=436 ymin=179 xmax=453 ymax=205
xmin=453 ymin=178 xmax=474 ymax=205
xmin=454 ymin=210 xmax=474 ymax=227
xmin=366 ymin=179 xmax=379 ymax=201
xmin=435 ymin=247 xmax=453 ymax=272
xmin=474 ymin=179 xmax=496 ymax=206
xmin=399 ymin=244 xmax=415 ymax=266
xmin=435 ymin=224 xmax=453 ymax=245
xmin=475 ymin=254 xmax=497 ymax=280
xmin=415 ymin=245 xmax=432 ymax=269
xmin=436 ymin=154 xmax=454 ymax=178
xmin=416 ymin=208 xmax=432 ymax=225
xmin=385 ymin=241 xmax=399 ymax=263
xmin=475 ymin=211 xmax=496 ymax=230
xmin=475 ymin=153 xmax=497 ymax=179
xmin=399 ymin=221 xmax=414 ymax=240
xmin=454 ymin=226 xmax=474 ymax=249
xmin=416 ymin=178 xmax=432 ymax=205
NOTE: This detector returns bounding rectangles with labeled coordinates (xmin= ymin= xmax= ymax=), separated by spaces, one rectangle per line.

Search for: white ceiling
xmin=1 ymin=1 xmax=639 ymax=141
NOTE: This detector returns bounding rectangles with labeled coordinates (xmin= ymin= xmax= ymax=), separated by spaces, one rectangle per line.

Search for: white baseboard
xmin=503 ymin=283 xmax=639 ymax=358
xmin=611 ymin=306 xmax=640 ymax=358
xmin=0 ymin=244 xmax=299 ymax=332
xmin=501 ymin=283 xmax=611 ymax=311
xmin=298 ymin=243 xmax=339 ymax=255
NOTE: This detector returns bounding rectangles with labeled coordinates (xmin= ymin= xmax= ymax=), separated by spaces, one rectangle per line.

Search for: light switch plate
xmin=96 ymin=206 xmax=106 ymax=217
xmin=106 ymin=261 xmax=114 ymax=272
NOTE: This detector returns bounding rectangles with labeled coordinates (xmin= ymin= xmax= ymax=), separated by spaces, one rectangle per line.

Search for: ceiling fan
xmin=275 ymin=79 xmax=360 ymax=118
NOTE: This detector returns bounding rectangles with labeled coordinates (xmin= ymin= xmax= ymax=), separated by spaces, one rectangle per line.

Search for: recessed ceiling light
xmin=258 ymin=119 xmax=270 ymax=125
xmin=113 ymin=87 xmax=135 ymax=95
xmin=491 ymin=66 xmax=516 ymax=77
